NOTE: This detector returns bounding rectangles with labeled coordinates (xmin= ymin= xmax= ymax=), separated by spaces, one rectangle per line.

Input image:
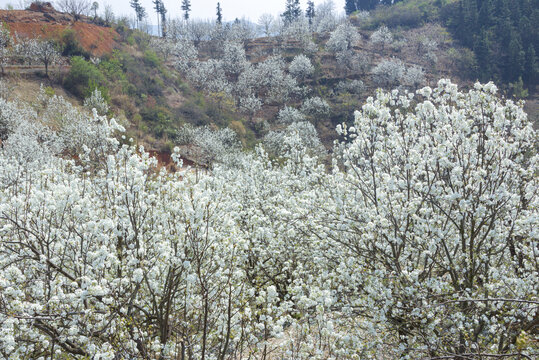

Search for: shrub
xmin=57 ymin=28 xmax=89 ymax=58
xmin=99 ymin=52 xmax=127 ymax=82
xmin=363 ymin=0 xmax=440 ymax=29
xmin=143 ymin=49 xmax=161 ymax=68
xmin=140 ymin=105 xmax=174 ymax=137
xmin=229 ymin=120 xmax=246 ymax=136
xmin=64 ymin=56 xmax=106 ymax=98
xmin=447 ymin=47 xmax=478 ymax=79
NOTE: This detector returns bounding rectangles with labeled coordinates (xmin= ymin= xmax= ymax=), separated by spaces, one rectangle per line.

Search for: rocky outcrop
xmin=28 ymin=2 xmax=56 ymax=13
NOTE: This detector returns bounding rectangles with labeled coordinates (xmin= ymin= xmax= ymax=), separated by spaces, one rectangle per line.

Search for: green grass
xmin=362 ymin=0 xmax=457 ymax=29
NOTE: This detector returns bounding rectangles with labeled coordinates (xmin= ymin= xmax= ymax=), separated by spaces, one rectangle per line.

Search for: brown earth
xmin=0 ymin=3 xmax=119 ymax=56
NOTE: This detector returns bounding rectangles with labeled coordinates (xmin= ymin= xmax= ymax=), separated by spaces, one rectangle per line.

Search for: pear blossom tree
xmin=237 ymin=55 xmax=298 ymax=105
xmin=221 ymin=41 xmax=249 ymax=80
xmin=336 ymin=79 xmax=365 ymax=95
xmin=150 ymin=37 xmax=175 ymax=62
xmin=0 ymin=80 xmax=536 ymax=359
xmin=282 ymin=19 xmax=318 ymax=54
xmin=83 ymin=88 xmax=109 ymax=116
xmin=263 ymin=120 xmax=326 ymax=159
xmin=0 ymin=24 xmax=13 ymax=76
xmin=402 ymin=65 xmax=425 ymax=89
xmin=300 ymin=96 xmax=330 ymax=123
xmin=174 ymin=39 xmax=198 ymax=72
xmin=0 ymin=79 xmax=11 ymax=100
xmin=330 ymin=79 xmax=538 ymax=357
xmin=372 ymin=58 xmax=406 ymax=88
xmin=289 ymin=54 xmax=315 ymax=82
xmin=257 ymin=13 xmax=276 ymax=37
xmin=312 ymin=0 xmax=340 ymax=33
xmin=418 ymin=36 xmax=438 ymax=66
xmin=34 ymin=39 xmax=61 ymax=76
xmin=176 ymin=124 xmax=242 ymax=167
xmin=326 ymin=21 xmax=365 ymax=77
xmin=370 ymin=25 xmax=393 ymax=53
xmin=335 ymin=49 xmax=370 ymax=75
xmin=188 ymin=59 xmax=229 ymax=95
xmin=13 ymin=34 xmax=37 ymax=66
xmin=326 ymin=21 xmax=360 ymax=54
xmin=226 ymin=19 xmax=255 ymax=45
xmin=277 ymin=105 xmax=306 ymax=124
xmin=239 ymin=95 xmax=262 ymax=122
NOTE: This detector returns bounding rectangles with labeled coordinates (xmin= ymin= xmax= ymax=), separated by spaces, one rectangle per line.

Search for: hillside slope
xmin=1 ymin=0 xmax=536 ymax=157
xmin=0 ymin=2 xmax=118 ymax=56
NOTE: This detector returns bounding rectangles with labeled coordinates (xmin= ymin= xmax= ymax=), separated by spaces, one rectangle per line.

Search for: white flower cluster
xmin=372 ymin=58 xmax=425 ymax=89
xmin=370 ymin=25 xmax=393 ymax=50
xmin=0 ymin=80 xmax=536 ymax=359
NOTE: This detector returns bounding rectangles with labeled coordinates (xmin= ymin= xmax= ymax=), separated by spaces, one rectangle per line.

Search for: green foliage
xmin=143 ymin=50 xmax=161 ymax=68
xmin=442 ymin=0 xmax=538 ymax=84
xmin=140 ymin=105 xmax=174 ymax=137
xmin=43 ymin=86 xmax=55 ymax=97
xmin=126 ymin=34 xmax=135 ymax=46
xmin=130 ymin=31 xmax=151 ymax=50
xmin=447 ymin=47 xmax=477 ymax=79
xmin=178 ymin=100 xmax=211 ymax=127
xmin=57 ymin=29 xmax=89 ymax=58
xmin=107 ymin=47 xmax=164 ymax=100
xmin=509 ymin=77 xmax=528 ymax=99
xmin=63 ymin=57 xmax=106 ymax=98
xmin=362 ymin=0 xmax=442 ymax=29
xmin=99 ymin=52 xmax=127 ymax=83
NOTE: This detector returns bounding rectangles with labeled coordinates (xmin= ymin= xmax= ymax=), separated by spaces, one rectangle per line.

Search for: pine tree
xmin=153 ymin=0 xmax=162 ymax=36
xmin=130 ymin=0 xmax=146 ymax=29
xmin=477 ymin=0 xmax=494 ymax=29
xmin=91 ymin=2 xmax=99 ymax=19
xmin=306 ymin=1 xmax=315 ymax=25
xmin=524 ymin=45 xmax=537 ymax=85
xmin=159 ymin=1 xmax=167 ymax=38
xmin=216 ymin=2 xmax=223 ymax=25
xmin=459 ymin=0 xmax=478 ymax=47
xmin=181 ymin=0 xmax=191 ymax=21
xmin=446 ymin=0 xmax=535 ymax=83
xmin=474 ymin=29 xmax=494 ymax=81
xmin=345 ymin=0 xmax=358 ymax=15
xmin=130 ymin=0 xmax=140 ymax=23
xmin=507 ymin=33 xmax=525 ymax=82
xmin=282 ymin=0 xmax=302 ymax=26
xmin=358 ymin=0 xmax=379 ymax=11
xmin=292 ymin=0 xmax=302 ymax=18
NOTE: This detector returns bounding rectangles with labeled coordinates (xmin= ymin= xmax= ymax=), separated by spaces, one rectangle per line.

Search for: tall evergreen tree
xmin=345 ymin=0 xmax=359 ymax=15
xmin=153 ymin=0 xmax=162 ymax=36
xmin=130 ymin=0 xmax=146 ymax=29
xmin=91 ymin=2 xmax=99 ymax=19
xmin=446 ymin=0 xmax=537 ymax=84
xmin=181 ymin=0 xmax=191 ymax=21
xmin=216 ymin=2 xmax=223 ymax=25
xmin=524 ymin=44 xmax=537 ymax=84
xmin=306 ymin=1 xmax=315 ymax=25
xmin=358 ymin=0 xmax=379 ymax=10
xmin=159 ymin=1 xmax=167 ymax=38
xmin=507 ymin=33 xmax=525 ymax=81
xmin=474 ymin=29 xmax=494 ymax=81
xmin=282 ymin=0 xmax=302 ymax=26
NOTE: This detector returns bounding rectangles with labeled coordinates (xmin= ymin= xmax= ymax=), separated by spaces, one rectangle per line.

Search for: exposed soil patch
xmin=0 ymin=5 xmax=119 ymax=56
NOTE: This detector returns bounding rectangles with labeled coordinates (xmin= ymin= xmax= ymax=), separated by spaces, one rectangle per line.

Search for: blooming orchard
xmin=0 ymin=80 xmax=537 ymax=359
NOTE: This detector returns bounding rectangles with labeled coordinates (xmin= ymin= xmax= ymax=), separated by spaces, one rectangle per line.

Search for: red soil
xmin=0 ymin=3 xmax=119 ymax=56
